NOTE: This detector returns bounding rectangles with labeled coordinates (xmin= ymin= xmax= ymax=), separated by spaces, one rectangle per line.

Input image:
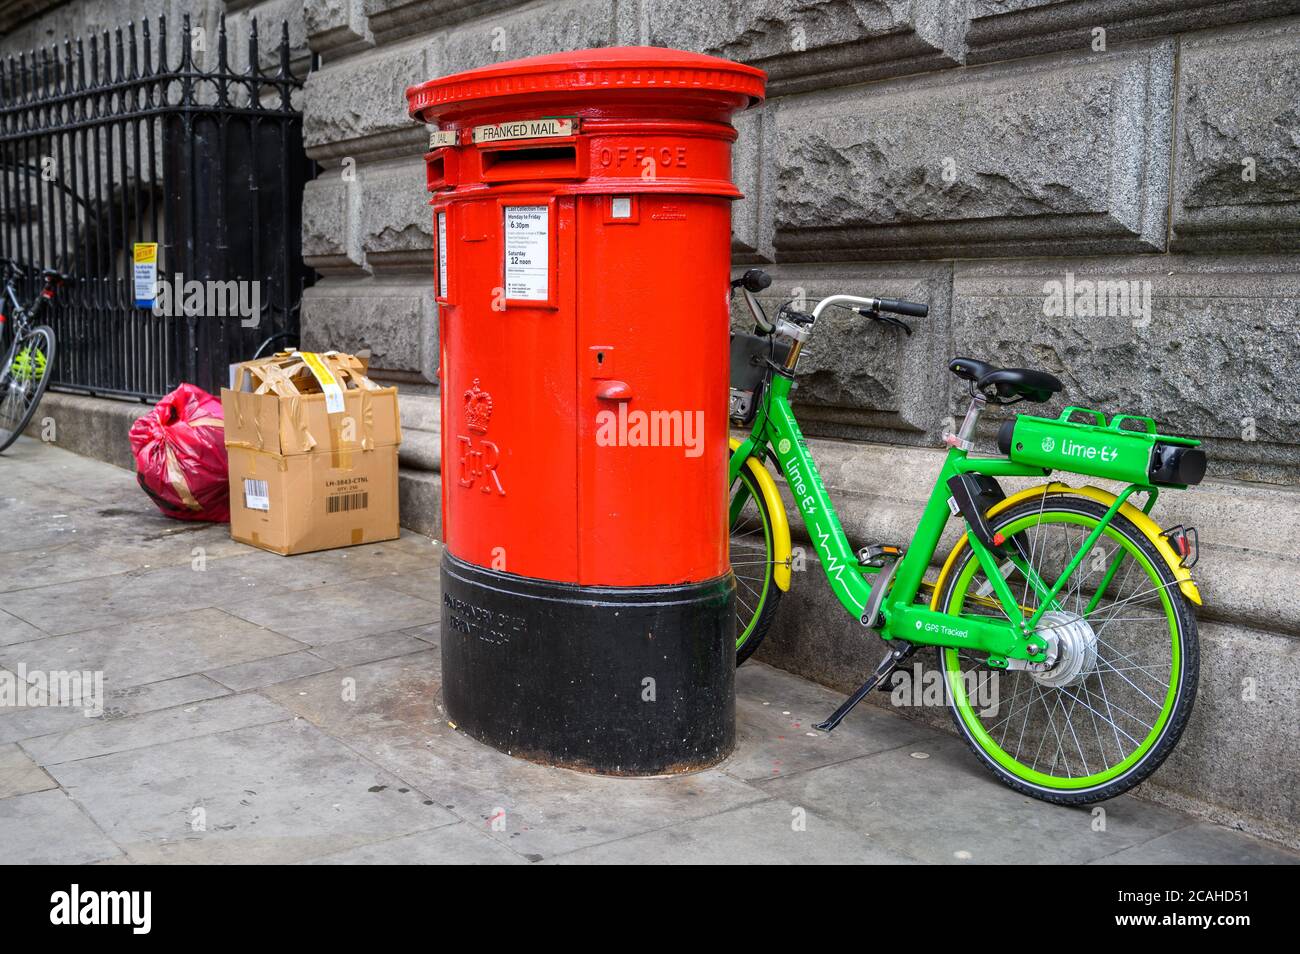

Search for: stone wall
xmin=290 ymin=0 xmax=1300 ymax=844
xmin=290 ymin=0 xmax=1300 ymax=476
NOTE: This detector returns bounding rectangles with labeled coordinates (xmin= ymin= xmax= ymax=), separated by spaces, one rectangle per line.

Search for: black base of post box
xmin=439 ymin=551 xmax=736 ymax=775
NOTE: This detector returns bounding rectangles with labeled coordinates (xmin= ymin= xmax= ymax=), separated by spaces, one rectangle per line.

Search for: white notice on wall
xmin=437 ymin=212 xmax=448 ymax=296
xmin=503 ymin=205 xmax=549 ymax=301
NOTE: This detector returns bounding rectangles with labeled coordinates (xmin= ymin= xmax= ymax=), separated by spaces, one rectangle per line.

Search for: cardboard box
xmin=221 ymin=351 xmax=402 ymax=555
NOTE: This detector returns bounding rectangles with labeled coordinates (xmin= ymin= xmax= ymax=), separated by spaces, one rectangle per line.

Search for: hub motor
xmin=1029 ymin=610 xmax=1099 ymax=688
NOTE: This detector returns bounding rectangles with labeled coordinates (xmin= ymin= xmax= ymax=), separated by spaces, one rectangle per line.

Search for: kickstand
xmin=814 ymin=642 xmax=915 ymax=732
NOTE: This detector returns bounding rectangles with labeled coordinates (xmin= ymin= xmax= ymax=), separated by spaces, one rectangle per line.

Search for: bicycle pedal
xmin=857 ymin=543 xmax=903 ymax=568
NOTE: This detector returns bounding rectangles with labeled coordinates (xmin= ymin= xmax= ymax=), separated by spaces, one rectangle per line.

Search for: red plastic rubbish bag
xmin=129 ymin=384 xmax=230 ymax=522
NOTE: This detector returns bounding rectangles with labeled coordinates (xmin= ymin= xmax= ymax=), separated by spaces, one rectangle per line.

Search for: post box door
xmin=440 ymin=193 xmax=581 ymax=581
xmin=575 ymin=193 xmax=731 ymax=587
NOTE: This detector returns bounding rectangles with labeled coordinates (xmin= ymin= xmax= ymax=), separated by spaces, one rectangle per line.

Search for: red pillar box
xmin=407 ymin=48 xmax=765 ymax=774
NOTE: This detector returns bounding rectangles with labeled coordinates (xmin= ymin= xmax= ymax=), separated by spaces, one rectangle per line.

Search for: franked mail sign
xmin=473 ymin=117 xmax=573 ymax=144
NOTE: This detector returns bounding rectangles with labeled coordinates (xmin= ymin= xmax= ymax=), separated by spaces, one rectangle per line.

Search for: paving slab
xmin=304 ymin=822 xmax=526 ymax=864
xmin=0 ymin=674 xmax=230 ymax=745
xmin=0 ymin=486 xmax=101 ymax=530
xmin=311 ymin=631 xmax=430 ymax=667
xmin=1090 ymin=822 xmax=1300 ymax=865
xmin=206 ymin=651 xmax=336 ymax=692
xmin=52 ymin=719 xmax=460 ymax=864
xmin=262 ymin=651 xmax=769 ymax=860
xmin=0 ymin=607 xmax=307 ymax=689
xmin=21 ymin=692 xmax=292 ymax=766
xmin=212 ymin=547 xmax=424 ymax=593
xmin=0 ymin=556 xmax=302 ymax=636
xmin=402 ymin=621 xmax=440 ymax=648
xmin=377 ymin=567 xmax=441 ymax=603
xmin=229 ymin=581 xmax=438 ymax=645
xmin=726 ymin=661 xmax=938 ymax=782
xmin=2 ymin=439 xmax=138 ymax=502
xmin=0 ymin=495 xmax=128 ymax=554
xmin=0 ymin=789 xmax=123 ymax=864
xmin=77 ymin=515 xmax=252 ymax=570
xmin=545 ymin=796 xmax=916 ymax=864
xmin=0 ymin=608 xmax=48 ymax=647
xmin=266 ymin=538 xmax=434 ymax=588
xmin=0 ymin=542 xmax=140 ymax=595
xmin=0 ymin=742 xmax=56 ymax=797
xmin=758 ymin=733 xmax=1195 ymax=864
xmin=0 ymin=518 xmax=87 ymax=559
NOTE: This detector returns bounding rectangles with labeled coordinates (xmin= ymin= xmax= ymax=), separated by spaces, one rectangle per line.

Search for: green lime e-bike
xmin=727 ymin=269 xmax=1206 ymax=804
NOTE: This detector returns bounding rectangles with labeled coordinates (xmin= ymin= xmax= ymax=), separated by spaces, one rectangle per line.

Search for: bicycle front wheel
xmin=0 ymin=325 xmax=56 ymax=453
xmin=933 ymin=494 xmax=1198 ymax=804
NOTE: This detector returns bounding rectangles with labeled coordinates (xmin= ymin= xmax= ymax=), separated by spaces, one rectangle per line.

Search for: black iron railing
xmin=0 ymin=15 xmax=313 ymax=400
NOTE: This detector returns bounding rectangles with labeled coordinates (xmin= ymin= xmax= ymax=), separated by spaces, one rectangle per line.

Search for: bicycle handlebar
xmin=730 ymin=268 xmax=771 ymax=294
xmin=730 ymin=271 xmax=928 ymax=338
xmin=1 ymin=259 xmax=69 ymax=286
xmin=874 ymin=298 xmax=928 ymax=318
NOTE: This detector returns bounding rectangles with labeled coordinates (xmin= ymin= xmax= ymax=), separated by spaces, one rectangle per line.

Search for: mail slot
xmin=423 ymin=147 xmax=458 ymax=192
xmin=478 ymin=141 xmax=586 ymax=182
xmin=406 ymin=48 xmax=765 ymax=775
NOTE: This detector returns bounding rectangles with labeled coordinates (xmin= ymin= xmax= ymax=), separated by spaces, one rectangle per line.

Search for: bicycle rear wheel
xmin=0 ymin=325 xmax=56 ymax=453
xmin=934 ymin=495 xmax=1198 ymax=804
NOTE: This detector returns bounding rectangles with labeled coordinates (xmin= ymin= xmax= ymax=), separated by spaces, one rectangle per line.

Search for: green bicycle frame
xmin=729 ymin=372 xmax=1147 ymax=665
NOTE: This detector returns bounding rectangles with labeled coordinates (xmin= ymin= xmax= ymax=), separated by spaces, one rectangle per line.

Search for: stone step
xmin=398 ymin=467 xmax=440 ymax=539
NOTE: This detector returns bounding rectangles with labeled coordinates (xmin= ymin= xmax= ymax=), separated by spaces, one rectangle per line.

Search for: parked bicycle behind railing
xmin=0 ymin=259 xmax=64 ymax=453
xmin=727 ymin=268 xmax=1205 ymax=804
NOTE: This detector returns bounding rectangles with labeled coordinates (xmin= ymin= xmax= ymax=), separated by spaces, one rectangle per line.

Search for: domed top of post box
xmin=406 ymin=46 xmax=765 ymax=124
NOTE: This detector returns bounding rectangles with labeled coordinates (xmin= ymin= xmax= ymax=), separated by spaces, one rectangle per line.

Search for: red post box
xmin=406 ymin=48 xmax=765 ymax=774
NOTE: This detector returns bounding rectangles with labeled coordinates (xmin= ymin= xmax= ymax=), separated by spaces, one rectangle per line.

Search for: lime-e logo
xmin=777 ymin=438 xmax=791 ymax=455
xmin=1041 ymin=436 xmax=1056 ymax=452
xmin=1061 ymin=437 xmax=1118 ymax=463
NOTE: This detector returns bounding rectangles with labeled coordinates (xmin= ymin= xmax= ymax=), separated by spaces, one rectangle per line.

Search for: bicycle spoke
xmin=942 ymin=498 xmax=1186 ymax=791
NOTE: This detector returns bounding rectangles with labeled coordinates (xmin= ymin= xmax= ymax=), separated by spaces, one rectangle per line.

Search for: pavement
xmin=0 ymin=435 xmax=1295 ymax=865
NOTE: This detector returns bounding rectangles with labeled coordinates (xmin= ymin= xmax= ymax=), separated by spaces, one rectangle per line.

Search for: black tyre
xmin=933 ymin=495 xmax=1199 ymax=804
xmin=0 ymin=325 xmax=56 ymax=453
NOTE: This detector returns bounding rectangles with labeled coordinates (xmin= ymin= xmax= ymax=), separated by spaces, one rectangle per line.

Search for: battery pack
xmin=997 ymin=407 xmax=1205 ymax=489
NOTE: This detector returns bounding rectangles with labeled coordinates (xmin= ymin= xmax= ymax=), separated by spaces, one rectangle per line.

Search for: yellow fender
xmin=931 ymin=481 xmax=1201 ymax=609
xmin=730 ymin=438 xmax=791 ymax=591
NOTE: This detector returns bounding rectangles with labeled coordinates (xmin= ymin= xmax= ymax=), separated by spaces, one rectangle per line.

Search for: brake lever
xmin=742 ymin=286 xmax=774 ymax=334
xmin=855 ymin=307 xmax=913 ymax=336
